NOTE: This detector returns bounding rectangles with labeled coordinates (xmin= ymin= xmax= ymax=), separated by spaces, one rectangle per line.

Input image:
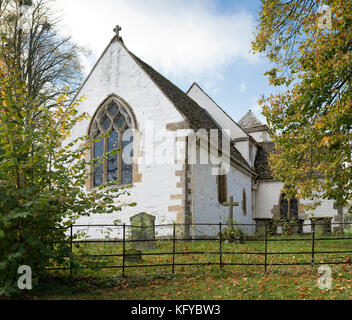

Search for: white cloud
xmin=239 ymin=82 xmax=247 ymax=93
xmin=56 ymin=0 xmax=257 ymax=77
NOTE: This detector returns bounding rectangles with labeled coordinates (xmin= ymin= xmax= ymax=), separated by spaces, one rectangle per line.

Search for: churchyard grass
xmin=71 ymin=233 xmax=352 ymax=276
xmin=30 ymin=234 xmax=352 ymax=300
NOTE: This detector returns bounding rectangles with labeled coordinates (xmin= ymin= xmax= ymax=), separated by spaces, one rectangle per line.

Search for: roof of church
xmin=238 ymin=110 xmax=264 ymax=129
xmin=254 ymin=141 xmax=276 ymax=180
xmin=187 ymin=82 xmax=250 ymax=138
xmin=128 ymin=51 xmax=253 ymax=172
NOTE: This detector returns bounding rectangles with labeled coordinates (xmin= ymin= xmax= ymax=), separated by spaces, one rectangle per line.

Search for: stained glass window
xmin=100 ymin=115 xmax=111 ymax=131
xmin=107 ymin=130 xmax=119 ymax=182
xmin=93 ymin=132 xmax=104 ymax=187
xmin=280 ymin=193 xmax=288 ymax=219
xmin=114 ymin=114 xmax=126 ymax=129
xmin=107 ymin=102 xmax=119 ymax=117
xmin=122 ymin=129 xmax=133 ymax=185
xmin=90 ymin=99 xmax=134 ymax=187
xmin=290 ymin=198 xmax=298 ymax=219
xmin=280 ymin=193 xmax=299 ymax=220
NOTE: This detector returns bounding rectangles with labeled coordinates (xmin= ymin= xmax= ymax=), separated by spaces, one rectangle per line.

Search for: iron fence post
xmin=172 ymin=223 xmax=176 ymax=275
xmin=264 ymin=223 xmax=268 ymax=274
xmin=219 ymin=222 xmax=223 ymax=270
xmin=122 ymin=223 xmax=126 ymax=278
xmin=70 ymin=223 xmax=73 ymax=276
xmin=312 ymin=221 xmax=315 ymax=268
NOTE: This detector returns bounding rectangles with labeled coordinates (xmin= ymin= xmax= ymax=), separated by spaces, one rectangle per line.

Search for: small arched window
xmin=280 ymin=193 xmax=299 ymax=220
xmin=90 ymin=98 xmax=135 ymax=187
xmin=217 ymin=174 xmax=227 ymax=204
xmin=242 ymin=189 xmax=247 ymax=216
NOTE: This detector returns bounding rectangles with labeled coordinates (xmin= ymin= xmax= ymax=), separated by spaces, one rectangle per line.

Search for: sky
xmin=56 ymin=0 xmax=280 ymax=124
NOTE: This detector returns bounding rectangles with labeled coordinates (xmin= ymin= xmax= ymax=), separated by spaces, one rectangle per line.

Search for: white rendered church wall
xmin=248 ymin=131 xmax=266 ymax=142
xmin=255 ymin=180 xmax=283 ymax=219
xmin=233 ymin=140 xmax=250 ymax=163
xmin=68 ymin=41 xmax=187 ymax=238
xmin=256 ymin=180 xmax=339 ymax=233
xmin=300 ymin=198 xmax=338 ymax=233
xmin=191 ymin=153 xmax=254 ymax=236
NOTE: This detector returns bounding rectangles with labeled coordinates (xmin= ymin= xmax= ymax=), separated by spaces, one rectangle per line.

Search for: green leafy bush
xmin=220 ymin=223 xmax=248 ymax=243
xmin=0 ymin=66 xmax=128 ymax=297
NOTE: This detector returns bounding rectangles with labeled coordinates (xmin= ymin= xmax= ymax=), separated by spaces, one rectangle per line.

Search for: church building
xmin=68 ymin=28 xmax=344 ymax=237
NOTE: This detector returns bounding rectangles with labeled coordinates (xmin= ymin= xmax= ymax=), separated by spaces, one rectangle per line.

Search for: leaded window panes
xmin=91 ymin=99 xmax=134 ymax=187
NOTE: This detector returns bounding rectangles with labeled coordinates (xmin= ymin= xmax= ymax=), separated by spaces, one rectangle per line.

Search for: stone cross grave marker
xmin=223 ymin=196 xmax=239 ymax=227
xmin=130 ymin=212 xmax=156 ymax=250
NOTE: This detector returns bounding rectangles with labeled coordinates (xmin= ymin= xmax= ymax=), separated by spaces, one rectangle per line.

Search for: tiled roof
xmin=128 ymin=51 xmax=252 ymax=172
xmin=238 ymin=110 xmax=264 ymax=129
xmin=254 ymin=142 xmax=276 ymax=179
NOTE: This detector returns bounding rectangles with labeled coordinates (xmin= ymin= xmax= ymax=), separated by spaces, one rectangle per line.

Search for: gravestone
xmin=125 ymin=248 xmax=143 ymax=263
xmin=254 ymin=218 xmax=273 ymax=236
xmin=310 ymin=217 xmax=332 ymax=235
xmin=130 ymin=212 xmax=156 ymax=250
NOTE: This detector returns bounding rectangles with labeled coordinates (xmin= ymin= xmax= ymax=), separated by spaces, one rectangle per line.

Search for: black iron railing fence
xmin=46 ymin=222 xmax=352 ymax=277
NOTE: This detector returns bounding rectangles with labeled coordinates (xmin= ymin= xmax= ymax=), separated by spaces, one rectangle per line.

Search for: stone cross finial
xmin=113 ymin=25 xmax=122 ymax=38
xmin=223 ymin=196 xmax=239 ymax=227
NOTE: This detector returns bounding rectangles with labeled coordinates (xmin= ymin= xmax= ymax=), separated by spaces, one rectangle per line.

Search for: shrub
xmin=220 ymin=224 xmax=248 ymax=243
xmin=0 ymin=67 xmax=130 ymax=297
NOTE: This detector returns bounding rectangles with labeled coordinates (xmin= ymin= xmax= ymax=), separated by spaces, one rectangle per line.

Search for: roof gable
xmin=72 ymin=35 xmax=253 ymax=173
xmin=126 ymin=51 xmax=252 ymax=172
xmin=238 ymin=110 xmax=264 ymax=129
xmin=187 ymin=82 xmax=249 ymax=140
xmin=254 ymin=141 xmax=276 ymax=180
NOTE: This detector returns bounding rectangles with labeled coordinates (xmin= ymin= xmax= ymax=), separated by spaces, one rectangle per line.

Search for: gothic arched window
xmin=90 ymin=98 xmax=135 ymax=188
xmin=280 ymin=193 xmax=299 ymax=220
xmin=242 ymin=189 xmax=247 ymax=216
xmin=217 ymin=174 xmax=227 ymax=204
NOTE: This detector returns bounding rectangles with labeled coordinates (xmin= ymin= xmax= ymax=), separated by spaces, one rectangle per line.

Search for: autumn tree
xmin=252 ymin=0 xmax=352 ymax=207
xmin=0 ymin=54 xmax=134 ymax=297
xmin=0 ymin=0 xmax=84 ymax=109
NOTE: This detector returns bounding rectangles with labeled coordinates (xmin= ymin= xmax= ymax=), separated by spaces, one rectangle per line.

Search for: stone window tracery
xmin=90 ymin=99 xmax=134 ymax=187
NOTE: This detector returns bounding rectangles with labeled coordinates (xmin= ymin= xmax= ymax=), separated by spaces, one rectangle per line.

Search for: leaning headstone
xmin=125 ymin=248 xmax=143 ymax=263
xmin=310 ymin=217 xmax=332 ymax=235
xmin=254 ymin=218 xmax=273 ymax=236
xmin=130 ymin=212 xmax=156 ymax=250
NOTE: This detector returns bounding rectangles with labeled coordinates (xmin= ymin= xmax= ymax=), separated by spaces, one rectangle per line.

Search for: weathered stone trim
xmin=166 ymin=121 xmax=190 ymax=131
xmin=233 ymin=137 xmax=249 ymax=142
xmin=170 ymin=194 xmax=183 ymax=200
xmin=176 ymin=212 xmax=184 ymax=224
xmin=176 ymin=136 xmax=187 ymax=142
xmin=175 ymin=170 xmax=183 ymax=177
xmin=168 ymin=205 xmax=184 ymax=212
xmin=244 ymin=125 xmax=269 ymax=134
xmin=132 ymin=163 xmax=142 ymax=183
